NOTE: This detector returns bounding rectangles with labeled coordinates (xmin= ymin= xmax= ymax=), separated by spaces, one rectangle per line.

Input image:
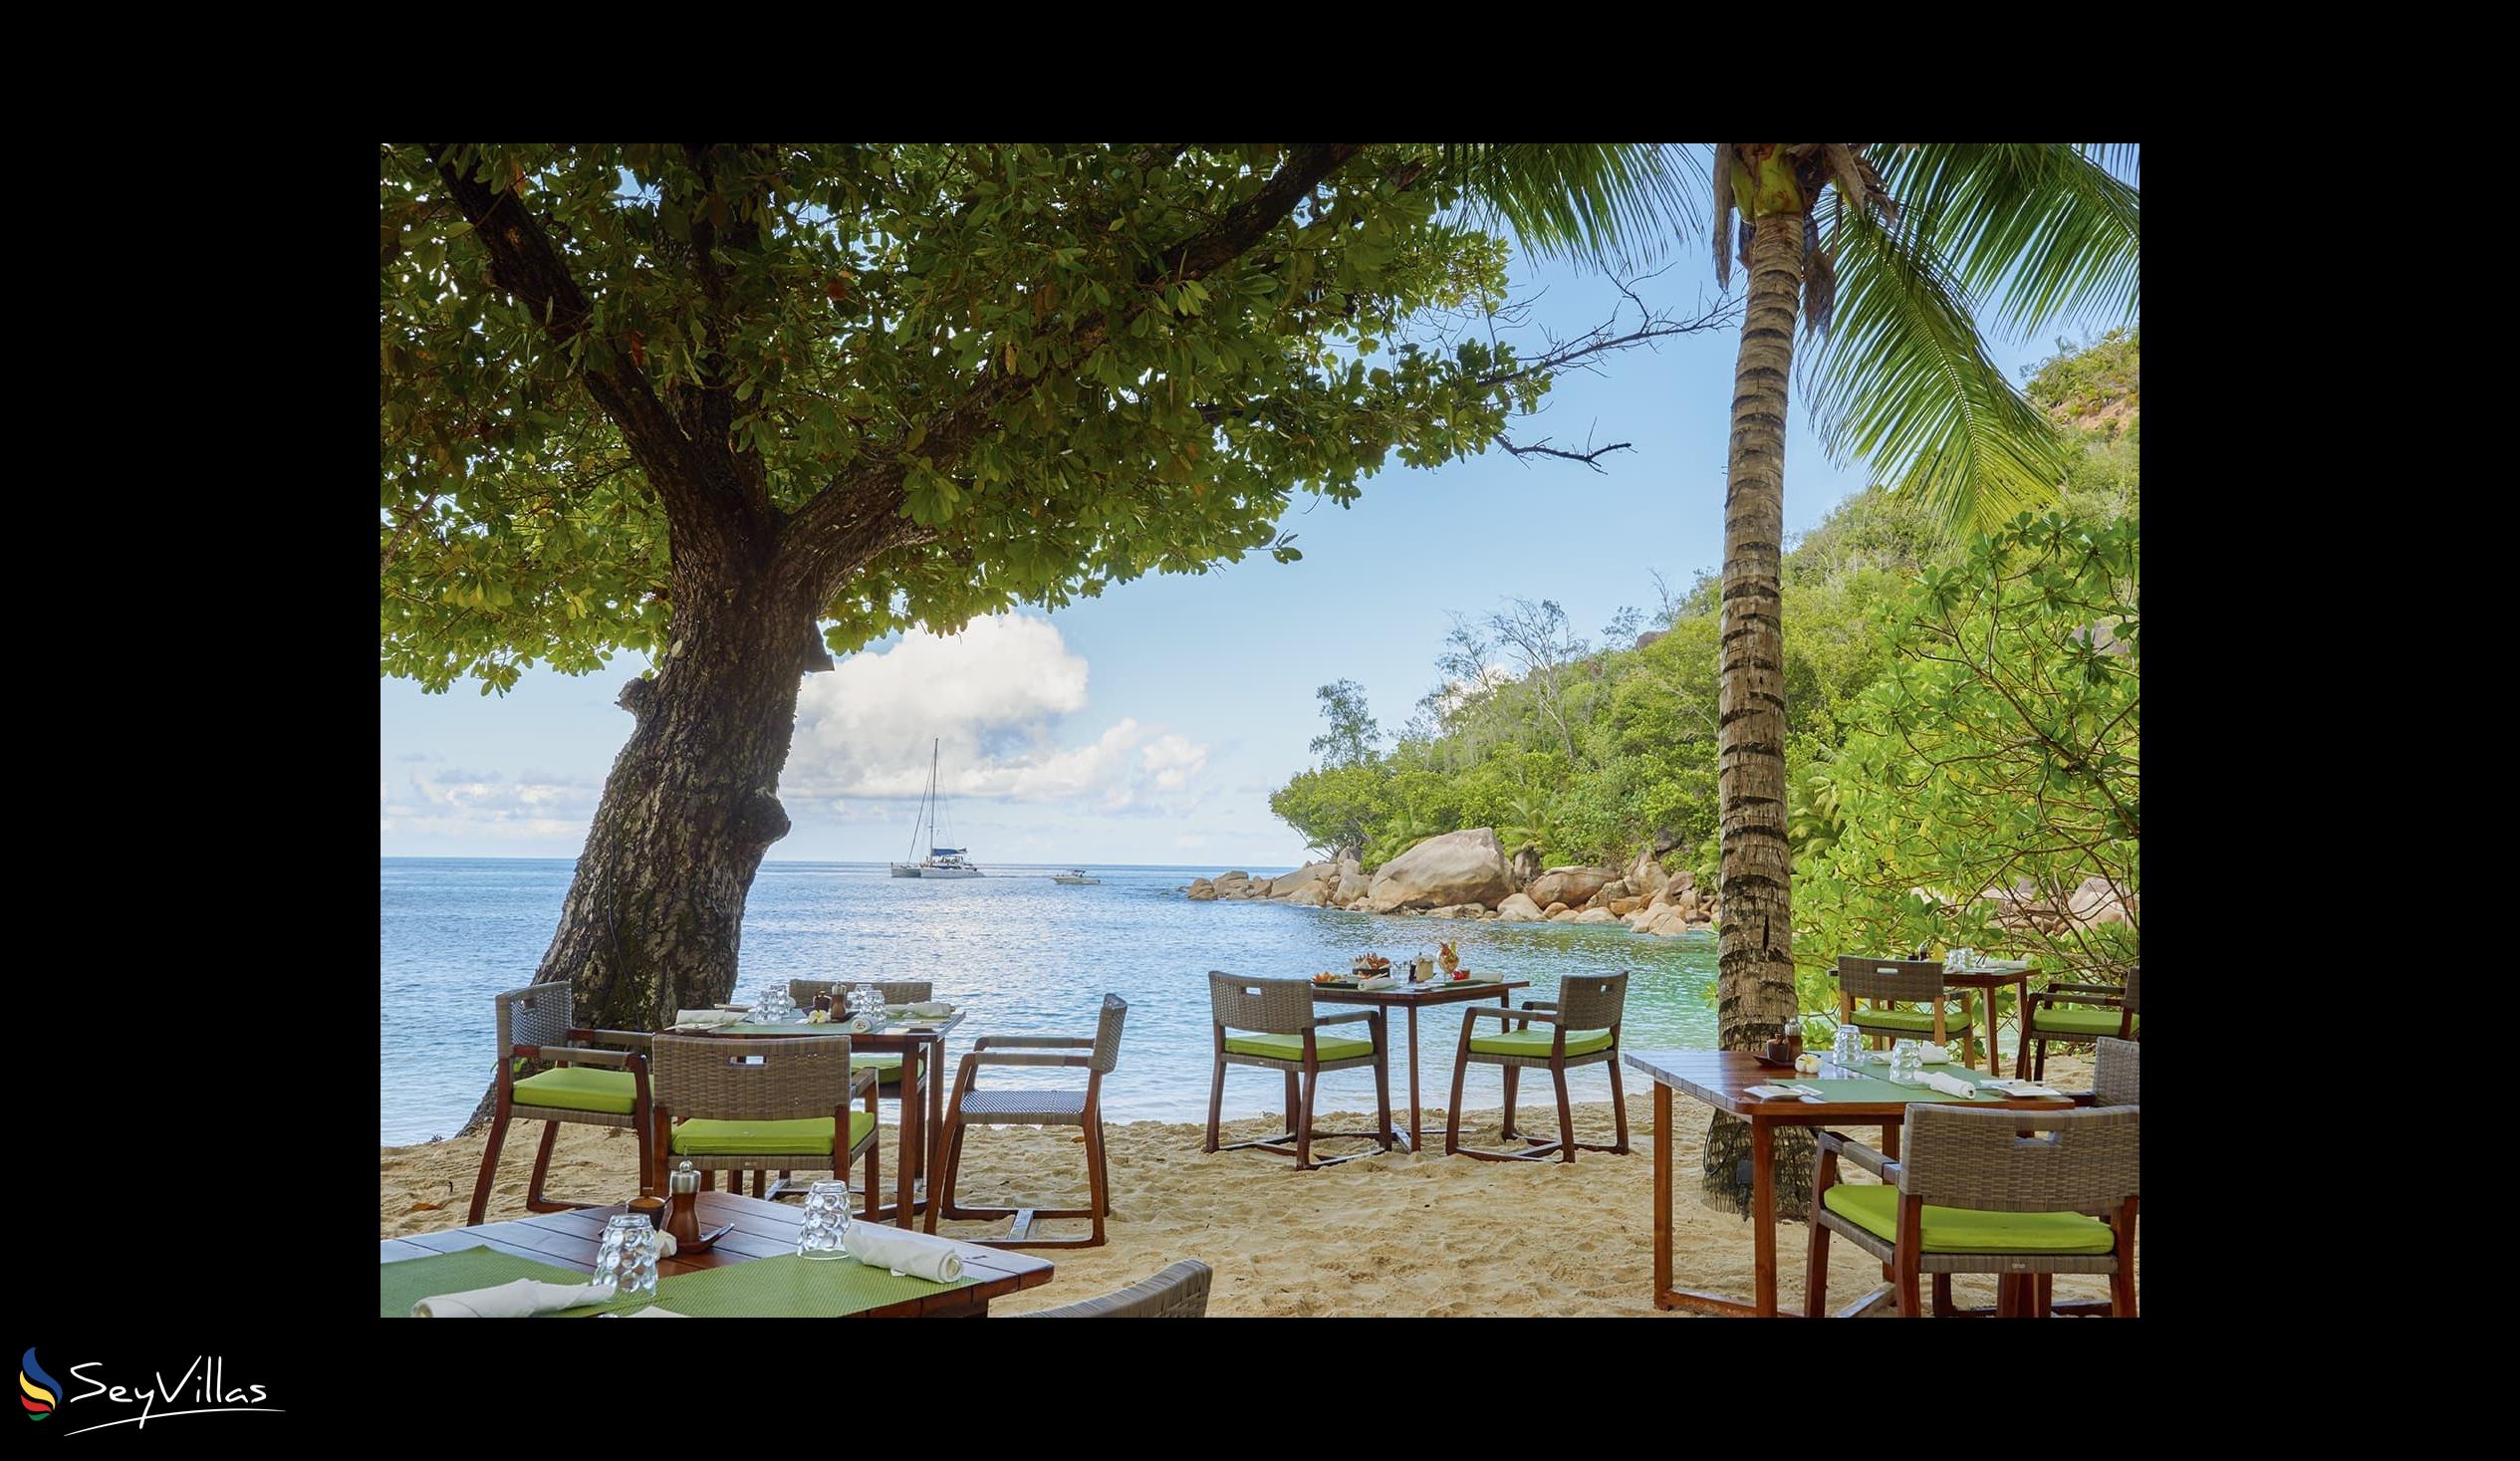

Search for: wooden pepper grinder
xmin=664 ymin=1160 xmax=703 ymax=1249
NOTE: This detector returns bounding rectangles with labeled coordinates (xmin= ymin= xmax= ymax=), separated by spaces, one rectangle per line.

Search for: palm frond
xmin=1445 ymin=143 xmax=1708 ymax=271
xmin=1872 ymin=143 xmax=2140 ymax=338
xmin=1804 ymin=208 xmax=2066 ymax=530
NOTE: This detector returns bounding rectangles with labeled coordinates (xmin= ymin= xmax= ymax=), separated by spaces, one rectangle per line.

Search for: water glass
xmin=798 ymin=1180 xmax=853 ymax=1260
xmin=1890 ymin=1039 xmax=1924 ymax=1086
xmin=755 ymin=985 xmax=793 ymax=1024
xmin=1832 ymin=1025 xmax=1865 ymax=1070
xmin=595 ymin=1213 xmax=660 ymax=1297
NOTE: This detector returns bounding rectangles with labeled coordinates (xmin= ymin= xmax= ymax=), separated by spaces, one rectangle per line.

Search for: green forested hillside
xmin=1270 ymin=330 xmax=2139 ymax=984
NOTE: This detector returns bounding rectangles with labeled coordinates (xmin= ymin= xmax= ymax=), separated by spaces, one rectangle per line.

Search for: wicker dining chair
xmin=1204 ymin=972 xmax=1393 ymax=1171
xmin=1805 ymin=1054 xmax=2142 ymax=1319
xmin=2024 ymin=964 xmax=2140 ymax=1080
xmin=1835 ymin=956 xmax=1978 ymax=1063
xmin=467 ymin=982 xmax=658 ymax=1225
xmin=1446 ymin=971 xmax=1631 ymax=1163
xmin=649 ymin=1032 xmax=882 ymax=1218
xmin=1011 ymin=1259 xmax=1213 ymax=1318
xmin=925 ymin=995 xmax=1128 ymax=1248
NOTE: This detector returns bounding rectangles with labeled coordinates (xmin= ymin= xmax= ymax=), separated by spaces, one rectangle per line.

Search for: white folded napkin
xmin=672 ymin=1008 xmax=745 ymax=1030
xmin=1918 ymin=1043 xmax=1953 ymax=1064
xmin=843 ymin=1226 xmax=965 ymax=1283
xmin=906 ymin=1001 xmax=953 ymax=1018
xmin=1985 ymin=1080 xmax=2066 ymax=1099
xmin=1356 ymin=976 xmax=1396 ymax=991
xmin=411 ymin=1277 xmax=617 ymax=1318
xmin=1921 ymin=1071 xmax=1981 ymax=1099
xmin=625 ymin=1306 xmax=689 ymax=1318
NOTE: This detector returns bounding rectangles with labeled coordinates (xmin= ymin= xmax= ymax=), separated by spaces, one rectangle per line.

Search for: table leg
xmin=894 ymin=1043 xmax=921 ymax=1228
xmin=1653 ymin=1082 xmax=1672 ymax=1304
xmin=1404 ymin=1004 xmax=1422 ymax=1152
xmin=927 ymin=1034 xmax=948 ymax=1194
xmin=1751 ymin=1116 xmax=1777 ymax=1317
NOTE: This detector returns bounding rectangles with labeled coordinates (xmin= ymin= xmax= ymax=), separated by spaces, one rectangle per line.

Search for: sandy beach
xmin=380 ymin=1052 xmax=2128 ymax=1316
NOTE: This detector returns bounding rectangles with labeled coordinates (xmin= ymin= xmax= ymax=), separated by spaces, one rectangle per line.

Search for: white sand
xmin=380 ymin=1053 xmax=2130 ymax=1316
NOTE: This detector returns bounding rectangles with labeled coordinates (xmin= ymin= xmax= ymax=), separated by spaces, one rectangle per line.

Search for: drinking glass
xmin=595 ymin=1213 xmax=660 ymax=1297
xmin=1890 ymin=1039 xmax=1924 ymax=1086
xmin=756 ymin=985 xmax=793 ymax=1024
xmin=798 ymin=1180 xmax=853 ymax=1260
xmin=1832 ymin=1025 xmax=1865 ymax=1070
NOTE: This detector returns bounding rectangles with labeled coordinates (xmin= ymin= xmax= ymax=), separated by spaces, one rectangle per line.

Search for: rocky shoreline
xmin=1181 ymin=828 xmax=1718 ymax=937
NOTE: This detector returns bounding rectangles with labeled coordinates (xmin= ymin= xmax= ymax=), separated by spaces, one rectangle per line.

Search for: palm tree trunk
xmin=1702 ymin=207 xmax=1813 ymax=1218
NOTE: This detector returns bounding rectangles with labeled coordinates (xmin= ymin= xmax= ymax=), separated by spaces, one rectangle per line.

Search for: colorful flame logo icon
xmin=20 ymin=1348 xmax=58 ymax=1421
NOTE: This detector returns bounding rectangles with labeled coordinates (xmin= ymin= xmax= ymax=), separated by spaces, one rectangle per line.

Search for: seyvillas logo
xmin=25 ymin=1354 xmax=280 ymax=1435
xmin=20 ymin=1349 xmax=58 ymax=1420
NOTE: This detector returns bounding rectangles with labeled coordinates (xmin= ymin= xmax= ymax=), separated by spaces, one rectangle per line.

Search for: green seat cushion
xmin=512 ymin=1066 xmax=638 ymax=1115
xmin=1823 ymin=1184 xmax=2115 ymax=1255
xmin=1224 ymin=1032 xmax=1374 ymax=1063
xmin=671 ymin=1110 xmax=877 ymax=1156
xmin=856 ymin=1052 xmax=902 ymax=1072
xmin=1850 ymin=1004 xmax=1971 ymax=1034
xmin=2032 ymin=1005 xmax=2139 ymax=1039
xmin=1468 ymin=1027 xmax=1615 ymax=1059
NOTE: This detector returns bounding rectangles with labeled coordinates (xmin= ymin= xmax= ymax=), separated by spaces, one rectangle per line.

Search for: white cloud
xmin=785 ymin=614 xmax=1210 ymax=816
xmin=378 ymin=766 xmax=601 ymax=842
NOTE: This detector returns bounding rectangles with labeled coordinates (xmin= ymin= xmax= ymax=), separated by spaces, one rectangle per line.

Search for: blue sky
xmin=380 ymin=250 xmax=2102 ymax=868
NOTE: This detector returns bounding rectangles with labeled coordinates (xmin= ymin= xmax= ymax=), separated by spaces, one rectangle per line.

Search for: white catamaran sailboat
xmin=890 ymin=739 xmax=983 ymax=878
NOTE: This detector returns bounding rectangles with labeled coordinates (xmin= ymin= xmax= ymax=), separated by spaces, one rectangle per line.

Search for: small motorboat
xmin=1052 ymin=868 xmax=1101 ymax=885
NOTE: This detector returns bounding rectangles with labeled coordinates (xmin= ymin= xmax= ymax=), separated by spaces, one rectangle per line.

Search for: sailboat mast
xmin=906 ymin=741 xmax=933 ymax=862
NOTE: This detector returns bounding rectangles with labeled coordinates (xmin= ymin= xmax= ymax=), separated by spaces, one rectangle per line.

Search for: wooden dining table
xmin=1622 ymin=1048 xmax=2076 ymax=1318
xmin=379 ymin=1190 xmax=1053 ymax=1317
xmin=692 ymin=1010 xmax=964 ymax=1227
xmin=1310 ymin=975 xmax=1530 ymax=1152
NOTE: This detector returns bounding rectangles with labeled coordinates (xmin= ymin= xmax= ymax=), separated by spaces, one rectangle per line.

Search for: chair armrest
xmin=1313 ymin=1009 xmax=1377 ymax=1028
xmin=853 ymin=1067 xmax=879 ymax=1093
xmin=515 ymin=1044 xmax=637 ymax=1070
xmin=974 ymin=1036 xmax=1092 ymax=1051
xmin=2035 ymin=989 xmax=2126 ymax=1008
xmin=1816 ymin=1129 xmax=1899 ymax=1182
xmin=964 ymin=1051 xmax=1094 ymax=1069
xmin=1521 ymin=1000 xmax=1560 ymax=1011
xmin=572 ymin=1027 xmax=653 ymax=1052
xmin=1463 ymin=1005 xmax=1559 ymax=1027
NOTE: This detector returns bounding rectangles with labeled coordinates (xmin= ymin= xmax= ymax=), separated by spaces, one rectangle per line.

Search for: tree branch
xmin=427 ymin=144 xmax=762 ymax=570
xmin=777 ymin=143 xmax=1367 ymax=602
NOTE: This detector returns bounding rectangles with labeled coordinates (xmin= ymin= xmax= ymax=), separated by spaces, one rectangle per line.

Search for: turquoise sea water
xmin=378 ymin=858 xmax=1719 ymax=1146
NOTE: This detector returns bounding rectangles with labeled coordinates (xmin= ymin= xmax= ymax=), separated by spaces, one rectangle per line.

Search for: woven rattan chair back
xmin=2123 ymin=964 xmax=2140 ymax=1019
xmin=1088 ymin=993 xmax=1130 ymax=1074
xmin=1207 ymin=971 xmax=1317 ymax=1035
xmin=1015 ymin=1259 xmax=1212 ymax=1318
xmin=2092 ymin=1037 xmax=2141 ymax=1106
xmin=1553 ymin=971 xmax=1630 ymax=1030
xmin=493 ymin=983 xmax=574 ymax=1086
xmin=1837 ymin=956 xmax=1947 ymax=1005
xmin=652 ymin=1033 xmax=853 ymax=1123
xmin=790 ymin=978 xmax=933 ymax=1008
xmin=1899 ymin=1103 xmax=2140 ymax=1216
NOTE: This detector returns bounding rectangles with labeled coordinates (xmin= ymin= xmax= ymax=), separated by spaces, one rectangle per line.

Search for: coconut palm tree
xmin=1450 ymin=142 xmax=2140 ymax=1213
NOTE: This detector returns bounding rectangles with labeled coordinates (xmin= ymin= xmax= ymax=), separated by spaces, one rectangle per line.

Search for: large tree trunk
xmin=460 ymin=562 xmax=819 ymax=1133
xmin=1702 ymin=205 xmax=1812 ymax=1219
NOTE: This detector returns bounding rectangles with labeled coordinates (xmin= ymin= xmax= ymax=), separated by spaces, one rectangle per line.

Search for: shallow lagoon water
xmin=379 ymin=858 xmax=1718 ymax=1145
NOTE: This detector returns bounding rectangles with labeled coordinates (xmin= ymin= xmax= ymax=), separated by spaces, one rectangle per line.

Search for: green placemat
xmin=1785 ymin=1069 xmax=2008 ymax=1103
xmin=563 ymin=1252 xmax=978 ymax=1318
xmin=380 ymin=1247 xmax=595 ymax=1318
